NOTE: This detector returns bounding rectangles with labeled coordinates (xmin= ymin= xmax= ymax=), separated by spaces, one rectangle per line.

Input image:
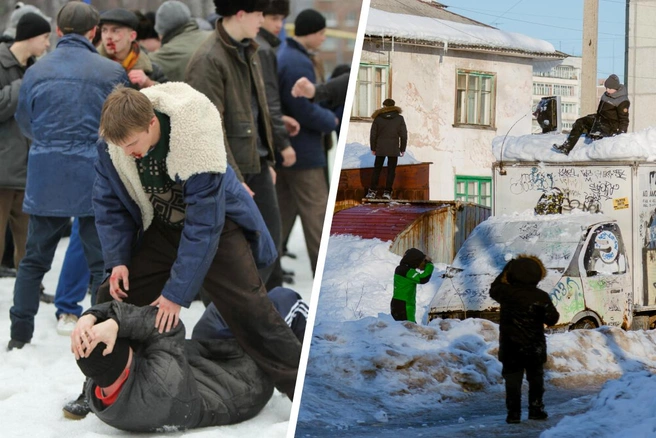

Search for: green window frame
xmin=455 ymin=70 xmax=496 ymax=127
xmin=351 ymin=63 xmax=389 ymax=118
xmin=455 ymin=175 xmax=492 ymax=207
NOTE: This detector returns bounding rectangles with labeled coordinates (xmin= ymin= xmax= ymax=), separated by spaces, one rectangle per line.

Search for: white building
xmin=532 ymin=56 xmax=582 ymax=133
xmin=627 ymin=1 xmax=656 ymax=133
xmin=346 ymin=0 xmax=566 ymax=204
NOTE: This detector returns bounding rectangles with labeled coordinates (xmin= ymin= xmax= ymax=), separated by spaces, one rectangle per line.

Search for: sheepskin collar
xmin=107 ymin=82 xmax=227 ymax=230
xmin=371 ymin=105 xmax=402 ymax=119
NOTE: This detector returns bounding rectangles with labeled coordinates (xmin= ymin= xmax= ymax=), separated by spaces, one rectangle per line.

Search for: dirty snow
xmin=366 ymin=8 xmax=555 ymax=54
xmin=0 ymin=221 xmax=314 ymax=438
xmin=341 ymin=142 xmax=422 ymax=169
xmin=492 ymin=127 xmax=656 ymax=162
xmin=297 ymin=234 xmax=656 ymax=436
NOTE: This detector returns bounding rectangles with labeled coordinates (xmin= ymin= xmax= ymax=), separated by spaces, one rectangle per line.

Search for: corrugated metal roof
xmin=330 ymin=202 xmax=447 ymax=241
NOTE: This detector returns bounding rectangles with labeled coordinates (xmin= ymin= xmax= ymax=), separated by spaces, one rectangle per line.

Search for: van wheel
xmin=570 ymin=318 xmax=597 ymax=330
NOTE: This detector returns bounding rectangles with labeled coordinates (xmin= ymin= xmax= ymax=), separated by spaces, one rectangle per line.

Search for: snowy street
xmin=0 ymin=218 xmax=314 ymax=438
xmin=296 ymin=235 xmax=656 ymax=438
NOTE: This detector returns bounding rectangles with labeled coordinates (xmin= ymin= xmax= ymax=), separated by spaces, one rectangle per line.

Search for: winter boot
xmin=528 ymin=402 xmax=548 ymax=420
xmin=552 ymin=141 xmax=570 ymax=156
xmin=7 ymin=339 xmax=26 ymax=351
xmin=365 ymin=188 xmax=377 ymax=199
xmin=382 ymin=190 xmax=392 ymax=200
xmin=63 ymin=384 xmax=91 ymax=420
xmin=506 ymin=411 xmax=521 ymax=424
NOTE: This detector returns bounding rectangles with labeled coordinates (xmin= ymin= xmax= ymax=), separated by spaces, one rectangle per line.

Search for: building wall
xmin=627 ymin=1 xmax=656 ymax=132
xmin=531 ymin=56 xmax=582 ymax=133
xmin=347 ymin=40 xmax=535 ymax=201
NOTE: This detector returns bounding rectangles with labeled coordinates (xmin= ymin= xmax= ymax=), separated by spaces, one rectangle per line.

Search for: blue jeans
xmin=54 ymin=218 xmax=92 ymax=319
xmin=10 ymin=215 xmax=104 ymax=343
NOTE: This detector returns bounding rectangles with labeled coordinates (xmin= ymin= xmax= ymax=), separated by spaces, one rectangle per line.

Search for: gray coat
xmin=148 ymin=21 xmax=211 ymax=83
xmin=84 ymin=302 xmax=274 ymax=432
xmin=0 ymin=42 xmax=30 ymax=189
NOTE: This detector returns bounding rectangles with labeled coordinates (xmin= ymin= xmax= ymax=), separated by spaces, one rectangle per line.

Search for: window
xmin=352 ymin=64 xmax=388 ymax=118
xmin=345 ymin=11 xmax=358 ymax=27
xmin=324 ymin=11 xmax=338 ymax=27
xmin=455 ymin=176 xmax=492 ymax=207
xmin=455 ymin=70 xmax=495 ymax=127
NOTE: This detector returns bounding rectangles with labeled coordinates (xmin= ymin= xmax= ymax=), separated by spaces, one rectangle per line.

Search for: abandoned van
xmin=427 ymin=213 xmax=632 ymax=329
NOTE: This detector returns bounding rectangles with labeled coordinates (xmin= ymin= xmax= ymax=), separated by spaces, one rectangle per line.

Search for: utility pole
xmin=581 ymin=0 xmax=599 ymax=114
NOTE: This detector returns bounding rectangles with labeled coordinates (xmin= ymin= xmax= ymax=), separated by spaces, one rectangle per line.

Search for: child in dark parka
xmin=490 ymin=254 xmax=560 ymax=424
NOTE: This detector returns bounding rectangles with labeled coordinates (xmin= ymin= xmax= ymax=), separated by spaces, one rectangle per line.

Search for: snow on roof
xmin=341 ymin=142 xmax=421 ymax=169
xmin=492 ymin=127 xmax=656 ymax=162
xmin=366 ymin=7 xmax=557 ymax=56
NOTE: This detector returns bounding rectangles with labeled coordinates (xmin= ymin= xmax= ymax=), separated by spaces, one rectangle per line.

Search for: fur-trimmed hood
xmin=106 ymin=82 xmax=227 ymax=230
xmin=503 ymin=254 xmax=547 ymax=286
xmin=371 ymin=105 xmax=402 ymax=119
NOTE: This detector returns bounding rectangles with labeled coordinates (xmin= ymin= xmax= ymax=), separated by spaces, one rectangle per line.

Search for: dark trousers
xmin=96 ymin=219 xmax=301 ymax=399
xmin=502 ymin=361 xmax=545 ymax=415
xmin=390 ymin=298 xmax=408 ymax=321
xmin=370 ymin=156 xmax=398 ymax=191
xmin=10 ymin=215 xmax=104 ymax=343
xmin=244 ymin=158 xmax=283 ymax=289
xmin=565 ymin=114 xmax=611 ymax=151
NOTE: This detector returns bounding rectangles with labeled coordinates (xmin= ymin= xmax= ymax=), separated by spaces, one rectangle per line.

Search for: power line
xmin=489 ymin=0 xmax=524 ymax=26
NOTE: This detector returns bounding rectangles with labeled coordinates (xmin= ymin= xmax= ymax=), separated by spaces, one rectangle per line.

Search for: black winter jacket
xmin=489 ymin=256 xmax=560 ymax=366
xmin=84 ymin=302 xmax=273 ymax=432
xmin=595 ymin=85 xmax=630 ymax=134
xmin=370 ymin=106 xmax=408 ymax=157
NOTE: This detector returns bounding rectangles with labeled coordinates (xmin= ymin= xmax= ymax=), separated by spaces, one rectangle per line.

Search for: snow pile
xmin=492 ymin=127 xmax=656 ymax=162
xmin=299 ymin=235 xmax=656 ymax=429
xmin=367 ymin=8 xmax=555 ymax=54
xmin=543 ymin=372 xmax=656 ymax=438
xmin=341 ymin=142 xmax=421 ymax=169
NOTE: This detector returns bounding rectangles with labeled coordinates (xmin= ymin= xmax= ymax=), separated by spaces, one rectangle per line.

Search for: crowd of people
xmin=0 ymin=0 xmax=345 ymax=431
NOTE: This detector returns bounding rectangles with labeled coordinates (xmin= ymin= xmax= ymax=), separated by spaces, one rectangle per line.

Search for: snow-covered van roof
xmin=367 ymin=0 xmax=564 ymax=59
xmin=492 ymin=128 xmax=656 ymax=163
xmin=452 ymin=212 xmax=614 ymax=274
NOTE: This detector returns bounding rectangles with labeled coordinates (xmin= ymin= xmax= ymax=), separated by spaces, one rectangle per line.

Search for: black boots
xmin=63 ymin=383 xmax=91 ymax=420
xmin=552 ymin=141 xmax=570 ymax=155
xmin=529 ymin=401 xmax=549 ymax=420
xmin=506 ymin=411 xmax=521 ymax=424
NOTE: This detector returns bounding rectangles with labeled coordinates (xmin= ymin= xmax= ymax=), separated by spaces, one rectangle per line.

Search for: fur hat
xmin=214 ymin=0 xmax=270 ymax=18
xmin=133 ymin=10 xmax=158 ymax=40
xmin=505 ymin=255 xmax=546 ymax=286
xmin=15 ymin=12 xmax=51 ymax=42
xmin=604 ymin=74 xmax=621 ymax=90
xmin=76 ymin=339 xmax=131 ymax=388
xmin=264 ymin=0 xmax=290 ymax=17
xmin=294 ymin=9 xmax=326 ymax=37
xmin=155 ymin=1 xmax=191 ymax=37
xmin=400 ymin=248 xmax=426 ymax=269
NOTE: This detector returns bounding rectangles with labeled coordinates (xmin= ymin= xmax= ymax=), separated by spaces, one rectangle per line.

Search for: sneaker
xmin=57 ymin=314 xmax=78 ymax=336
xmin=506 ymin=412 xmax=521 ymax=424
xmin=365 ymin=189 xmax=377 ymax=199
xmin=7 ymin=339 xmax=26 ymax=351
xmin=63 ymin=392 xmax=91 ymax=420
xmin=382 ymin=190 xmax=392 ymax=200
xmin=528 ymin=408 xmax=548 ymax=420
xmin=552 ymin=142 xmax=570 ymax=156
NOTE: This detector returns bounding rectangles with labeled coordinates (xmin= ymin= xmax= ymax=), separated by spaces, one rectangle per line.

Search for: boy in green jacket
xmin=391 ymin=248 xmax=434 ymax=322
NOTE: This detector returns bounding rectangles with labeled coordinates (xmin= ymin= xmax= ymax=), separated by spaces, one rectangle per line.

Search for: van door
xmin=579 ymin=223 xmax=632 ymax=328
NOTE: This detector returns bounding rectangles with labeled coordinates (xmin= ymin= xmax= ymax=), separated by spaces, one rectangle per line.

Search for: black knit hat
xmin=214 ymin=0 xmax=270 ymax=18
xmin=76 ymin=339 xmax=131 ymax=388
xmin=294 ymin=9 xmax=326 ymax=36
xmin=99 ymin=8 xmax=139 ymax=31
xmin=400 ymin=248 xmax=426 ymax=269
xmin=604 ymin=74 xmax=621 ymax=90
xmin=15 ymin=12 xmax=51 ymax=42
xmin=383 ymin=98 xmax=395 ymax=107
xmin=264 ymin=0 xmax=289 ymax=16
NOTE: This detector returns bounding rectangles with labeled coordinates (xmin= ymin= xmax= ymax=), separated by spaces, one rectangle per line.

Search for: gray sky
xmin=441 ymin=0 xmax=627 ymax=82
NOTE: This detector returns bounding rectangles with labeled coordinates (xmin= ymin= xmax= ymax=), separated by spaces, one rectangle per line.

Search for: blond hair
xmin=99 ymin=85 xmax=154 ymax=144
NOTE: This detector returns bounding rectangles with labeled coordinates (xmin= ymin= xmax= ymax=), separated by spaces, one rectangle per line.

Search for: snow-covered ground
xmin=492 ymin=127 xmax=656 ymax=162
xmin=296 ymin=235 xmax=656 ymax=437
xmin=0 ymin=219 xmax=313 ymax=438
